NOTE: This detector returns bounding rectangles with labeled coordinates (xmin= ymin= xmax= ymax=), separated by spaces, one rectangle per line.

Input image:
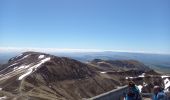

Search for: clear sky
xmin=0 ymin=0 xmax=170 ymax=54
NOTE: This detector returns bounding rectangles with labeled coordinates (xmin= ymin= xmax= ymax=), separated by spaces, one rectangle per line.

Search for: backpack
xmin=127 ymin=86 xmax=142 ymax=100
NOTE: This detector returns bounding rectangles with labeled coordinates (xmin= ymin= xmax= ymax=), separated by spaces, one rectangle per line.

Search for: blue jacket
xmin=153 ymin=91 xmax=167 ymax=100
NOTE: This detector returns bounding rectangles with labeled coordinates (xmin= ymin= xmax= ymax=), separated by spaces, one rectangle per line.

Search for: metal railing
xmin=86 ymin=86 xmax=170 ymax=100
xmin=86 ymin=85 xmax=128 ymax=100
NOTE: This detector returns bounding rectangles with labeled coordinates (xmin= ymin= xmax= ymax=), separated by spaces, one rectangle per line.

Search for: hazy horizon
xmin=0 ymin=47 xmax=170 ymax=55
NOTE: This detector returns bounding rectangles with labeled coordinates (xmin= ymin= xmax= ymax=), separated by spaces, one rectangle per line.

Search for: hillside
xmin=90 ymin=59 xmax=151 ymax=72
xmin=0 ymin=52 xmax=168 ymax=100
xmin=0 ymin=52 xmax=119 ymax=100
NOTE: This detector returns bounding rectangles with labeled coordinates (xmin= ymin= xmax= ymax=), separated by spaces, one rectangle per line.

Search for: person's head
xmin=153 ymin=86 xmax=160 ymax=94
xmin=128 ymin=81 xmax=135 ymax=87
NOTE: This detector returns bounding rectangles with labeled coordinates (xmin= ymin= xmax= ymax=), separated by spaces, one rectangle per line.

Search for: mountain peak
xmin=0 ymin=52 xmax=166 ymax=100
xmin=0 ymin=52 xmax=118 ymax=99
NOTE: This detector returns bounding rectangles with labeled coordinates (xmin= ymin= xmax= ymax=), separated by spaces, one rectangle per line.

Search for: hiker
xmin=125 ymin=81 xmax=142 ymax=100
xmin=152 ymin=86 xmax=167 ymax=100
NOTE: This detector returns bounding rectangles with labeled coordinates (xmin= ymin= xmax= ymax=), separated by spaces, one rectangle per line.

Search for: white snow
xmin=17 ymin=65 xmax=30 ymax=70
xmin=18 ymin=68 xmax=33 ymax=80
xmin=125 ymin=77 xmax=136 ymax=79
xmin=128 ymin=77 xmax=136 ymax=79
xmin=137 ymin=85 xmax=143 ymax=92
xmin=19 ymin=55 xmax=30 ymax=60
xmin=164 ymin=78 xmax=170 ymax=91
xmin=0 ymin=96 xmax=7 ymax=100
xmin=18 ymin=57 xmax=51 ymax=80
xmin=0 ymin=88 xmax=2 ymax=91
xmin=16 ymin=54 xmax=23 ymax=58
xmin=8 ymin=63 xmax=18 ymax=67
xmin=14 ymin=65 xmax=30 ymax=71
xmin=138 ymin=73 xmax=145 ymax=78
xmin=143 ymin=82 xmax=147 ymax=86
xmin=126 ymin=73 xmax=145 ymax=80
xmin=117 ymin=86 xmax=122 ymax=89
xmin=14 ymin=54 xmax=30 ymax=62
xmin=100 ymin=72 xmax=107 ymax=74
xmin=38 ymin=55 xmax=45 ymax=59
xmin=1 ymin=63 xmax=18 ymax=72
xmin=125 ymin=76 xmax=141 ymax=79
xmin=13 ymin=67 xmax=18 ymax=71
xmin=161 ymin=75 xmax=170 ymax=78
xmin=33 ymin=57 xmax=51 ymax=69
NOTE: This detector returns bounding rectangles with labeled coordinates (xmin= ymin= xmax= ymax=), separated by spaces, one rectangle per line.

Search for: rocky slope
xmin=0 ymin=52 xmax=120 ymax=100
xmin=88 ymin=59 xmax=170 ymax=93
xmin=90 ymin=59 xmax=151 ymax=72
xmin=89 ymin=59 xmax=170 ymax=94
xmin=0 ymin=52 xmax=166 ymax=100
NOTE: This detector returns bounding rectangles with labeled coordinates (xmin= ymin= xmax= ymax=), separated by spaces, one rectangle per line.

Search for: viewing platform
xmin=85 ymin=85 xmax=170 ymax=100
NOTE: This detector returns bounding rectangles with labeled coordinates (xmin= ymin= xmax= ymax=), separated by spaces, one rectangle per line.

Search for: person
xmin=152 ymin=86 xmax=167 ymax=100
xmin=125 ymin=81 xmax=142 ymax=100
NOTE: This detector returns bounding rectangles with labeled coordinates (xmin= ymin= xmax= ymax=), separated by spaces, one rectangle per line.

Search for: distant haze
xmin=0 ymin=50 xmax=170 ymax=73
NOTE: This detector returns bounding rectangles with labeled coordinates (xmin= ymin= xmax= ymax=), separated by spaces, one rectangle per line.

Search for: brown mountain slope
xmin=90 ymin=59 xmax=151 ymax=72
xmin=0 ymin=52 xmax=120 ymax=100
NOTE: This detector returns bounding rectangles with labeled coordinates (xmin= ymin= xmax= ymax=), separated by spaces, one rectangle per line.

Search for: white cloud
xmin=0 ymin=47 xmax=103 ymax=53
xmin=0 ymin=47 xmax=169 ymax=54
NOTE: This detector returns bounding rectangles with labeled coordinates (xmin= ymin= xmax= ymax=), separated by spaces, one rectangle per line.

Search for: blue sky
xmin=0 ymin=0 xmax=170 ymax=54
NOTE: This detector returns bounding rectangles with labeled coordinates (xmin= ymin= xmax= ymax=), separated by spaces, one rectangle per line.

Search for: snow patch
xmin=126 ymin=77 xmax=136 ymax=79
xmin=2 ymin=63 xmax=18 ymax=72
xmin=100 ymin=72 xmax=107 ymax=74
xmin=17 ymin=65 xmax=30 ymax=70
xmin=143 ymin=82 xmax=147 ymax=86
xmin=164 ymin=78 xmax=170 ymax=91
xmin=16 ymin=54 xmax=23 ymax=58
xmin=161 ymin=75 xmax=170 ymax=78
xmin=13 ymin=67 xmax=18 ymax=71
xmin=8 ymin=63 xmax=18 ymax=67
xmin=18 ymin=68 xmax=33 ymax=80
xmin=97 ymin=61 xmax=104 ymax=64
xmin=18 ymin=57 xmax=51 ymax=80
xmin=14 ymin=54 xmax=30 ymax=62
xmin=33 ymin=57 xmax=51 ymax=70
xmin=125 ymin=73 xmax=145 ymax=80
xmin=117 ymin=86 xmax=122 ymax=89
xmin=0 ymin=88 xmax=2 ymax=91
xmin=14 ymin=65 xmax=30 ymax=71
xmin=38 ymin=55 xmax=45 ymax=59
xmin=138 ymin=73 xmax=145 ymax=78
xmin=19 ymin=55 xmax=30 ymax=60
xmin=0 ymin=96 xmax=7 ymax=100
xmin=137 ymin=85 xmax=143 ymax=92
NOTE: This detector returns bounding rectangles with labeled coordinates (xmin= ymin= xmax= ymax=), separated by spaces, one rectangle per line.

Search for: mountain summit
xmin=0 ymin=52 xmax=118 ymax=100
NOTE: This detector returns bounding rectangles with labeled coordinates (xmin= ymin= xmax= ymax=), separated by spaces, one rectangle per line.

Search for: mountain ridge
xmin=0 ymin=51 xmax=167 ymax=100
xmin=0 ymin=52 xmax=118 ymax=100
xmin=90 ymin=59 xmax=151 ymax=72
